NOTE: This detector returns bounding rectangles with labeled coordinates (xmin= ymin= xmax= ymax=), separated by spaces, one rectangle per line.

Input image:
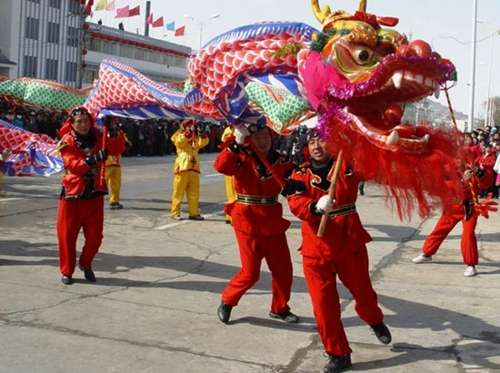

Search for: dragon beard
xmin=318 ymin=102 xmax=463 ymax=220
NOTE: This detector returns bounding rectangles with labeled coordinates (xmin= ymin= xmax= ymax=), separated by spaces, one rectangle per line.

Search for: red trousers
xmin=422 ymin=207 xmax=478 ymax=266
xmin=302 ymin=244 xmax=384 ymax=357
xmin=56 ymin=196 xmax=104 ymax=276
xmin=222 ymin=231 xmax=293 ymax=314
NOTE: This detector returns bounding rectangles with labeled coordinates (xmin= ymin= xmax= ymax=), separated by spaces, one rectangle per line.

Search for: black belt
xmin=236 ymin=194 xmax=278 ymax=205
xmin=327 ymin=203 xmax=356 ymax=218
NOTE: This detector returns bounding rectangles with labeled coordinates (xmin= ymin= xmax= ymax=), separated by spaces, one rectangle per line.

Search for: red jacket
xmin=463 ymin=144 xmax=482 ymax=164
xmin=58 ymin=129 xmax=125 ymax=199
xmin=287 ymin=158 xmax=371 ymax=260
xmin=214 ymin=143 xmax=292 ymax=236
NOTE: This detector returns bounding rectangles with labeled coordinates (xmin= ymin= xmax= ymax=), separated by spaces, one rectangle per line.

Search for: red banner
xmin=175 ymin=26 xmax=185 ymax=37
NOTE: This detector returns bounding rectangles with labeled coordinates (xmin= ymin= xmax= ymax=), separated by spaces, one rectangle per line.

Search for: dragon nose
xmin=397 ymin=40 xmax=433 ymax=58
xmin=408 ymin=40 xmax=433 ymax=58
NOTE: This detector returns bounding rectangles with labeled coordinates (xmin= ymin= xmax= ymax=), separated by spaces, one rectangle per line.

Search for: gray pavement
xmin=0 ymin=154 xmax=499 ymax=373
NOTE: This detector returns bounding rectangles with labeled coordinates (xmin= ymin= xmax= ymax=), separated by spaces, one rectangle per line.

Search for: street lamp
xmin=184 ymin=14 xmax=220 ymax=50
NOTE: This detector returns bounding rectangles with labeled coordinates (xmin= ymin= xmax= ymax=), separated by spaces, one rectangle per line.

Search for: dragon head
xmin=301 ymin=0 xmax=456 ymax=152
xmin=300 ymin=0 xmax=462 ymax=218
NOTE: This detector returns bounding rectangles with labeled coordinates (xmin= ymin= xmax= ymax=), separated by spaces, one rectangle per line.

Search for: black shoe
xmin=110 ymin=203 xmax=124 ymax=210
xmin=217 ymin=302 xmax=233 ymax=324
xmin=61 ymin=275 xmax=73 ymax=285
xmin=371 ymin=322 xmax=392 ymax=344
xmin=79 ymin=266 xmax=96 ymax=283
xmin=269 ymin=310 xmax=299 ymax=323
xmin=324 ymin=354 xmax=352 ymax=373
xmin=188 ymin=214 xmax=205 ymax=221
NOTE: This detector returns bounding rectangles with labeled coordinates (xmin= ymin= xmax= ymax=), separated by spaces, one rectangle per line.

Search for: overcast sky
xmin=91 ymin=0 xmax=500 ymax=118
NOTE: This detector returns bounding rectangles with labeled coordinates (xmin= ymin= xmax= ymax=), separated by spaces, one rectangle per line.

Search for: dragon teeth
xmin=386 ymin=130 xmax=400 ymax=145
xmin=392 ymin=71 xmax=403 ymax=89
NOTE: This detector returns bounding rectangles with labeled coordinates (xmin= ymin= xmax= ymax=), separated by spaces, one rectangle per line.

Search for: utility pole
xmin=144 ymin=1 xmax=151 ymax=37
xmin=467 ymin=0 xmax=478 ymax=132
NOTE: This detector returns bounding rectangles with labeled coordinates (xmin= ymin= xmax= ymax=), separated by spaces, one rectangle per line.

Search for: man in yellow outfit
xmin=104 ymin=117 xmax=128 ymax=210
xmin=170 ymin=120 xmax=209 ymax=220
xmin=220 ymin=125 xmax=236 ymax=224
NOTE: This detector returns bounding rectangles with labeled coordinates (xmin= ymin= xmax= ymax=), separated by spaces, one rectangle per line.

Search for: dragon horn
xmin=311 ymin=0 xmax=331 ymax=24
xmin=358 ymin=0 xmax=367 ymax=12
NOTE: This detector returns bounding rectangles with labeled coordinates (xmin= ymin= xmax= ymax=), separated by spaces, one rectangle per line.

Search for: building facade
xmin=0 ymin=0 xmax=84 ymax=86
xmin=83 ymin=23 xmax=191 ymax=87
xmin=0 ymin=0 xmax=191 ymax=89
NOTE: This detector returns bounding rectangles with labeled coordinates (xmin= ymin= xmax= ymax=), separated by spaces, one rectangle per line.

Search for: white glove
xmin=315 ymin=195 xmax=335 ymax=214
xmin=463 ymin=169 xmax=474 ymax=181
xmin=234 ymin=125 xmax=250 ymax=145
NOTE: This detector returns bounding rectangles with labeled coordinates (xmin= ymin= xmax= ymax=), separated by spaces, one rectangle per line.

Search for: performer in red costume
xmin=284 ymin=130 xmax=390 ymax=373
xmin=214 ymin=124 xmax=299 ymax=324
xmin=412 ymin=162 xmax=495 ymax=277
xmin=56 ymin=108 xmax=125 ymax=285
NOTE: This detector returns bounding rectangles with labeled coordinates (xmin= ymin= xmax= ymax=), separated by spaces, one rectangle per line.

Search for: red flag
xmin=146 ymin=13 xmax=153 ymax=25
xmin=175 ymin=25 xmax=185 ymax=37
xmin=84 ymin=0 xmax=94 ymax=15
xmin=128 ymin=5 xmax=140 ymax=17
xmin=115 ymin=5 xmax=129 ymax=18
xmin=152 ymin=16 xmax=164 ymax=28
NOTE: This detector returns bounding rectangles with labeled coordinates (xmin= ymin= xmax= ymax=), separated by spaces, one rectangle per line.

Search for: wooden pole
xmin=444 ymin=87 xmax=458 ymax=130
xmin=317 ymin=150 xmax=344 ymax=237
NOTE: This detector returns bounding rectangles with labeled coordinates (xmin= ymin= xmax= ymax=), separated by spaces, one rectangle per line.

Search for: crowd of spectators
xmin=0 ymin=98 xmax=224 ymax=157
xmin=465 ymin=125 xmax=500 ymax=199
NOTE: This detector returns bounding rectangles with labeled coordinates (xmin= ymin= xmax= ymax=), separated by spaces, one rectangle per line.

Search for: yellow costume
xmin=221 ymin=126 xmax=236 ymax=222
xmin=170 ymin=128 xmax=209 ymax=217
xmin=105 ymin=154 xmax=122 ymax=204
xmin=104 ymin=132 xmax=129 ymax=207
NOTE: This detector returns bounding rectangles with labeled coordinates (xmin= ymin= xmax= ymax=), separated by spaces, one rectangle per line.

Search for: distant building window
xmin=135 ymin=48 xmax=145 ymax=60
xmin=65 ymin=62 xmax=77 ymax=82
xmin=48 ymin=0 xmax=61 ymax=9
xmin=23 ymin=56 xmax=38 ymax=77
xmin=68 ymin=0 xmax=80 ymax=14
xmin=47 ymin=22 xmax=60 ymax=44
xmin=83 ymin=69 xmax=98 ymax=85
xmin=162 ymin=54 xmax=173 ymax=66
xmin=120 ymin=44 xmax=134 ymax=59
xmin=28 ymin=0 xmax=40 ymax=3
xmin=89 ymin=38 xmax=102 ymax=52
xmin=25 ymin=17 xmax=39 ymax=40
xmin=102 ymin=41 xmax=117 ymax=55
xmin=45 ymin=59 xmax=58 ymax=80
xmin=67 ymin=26 xmax=79 ymax=47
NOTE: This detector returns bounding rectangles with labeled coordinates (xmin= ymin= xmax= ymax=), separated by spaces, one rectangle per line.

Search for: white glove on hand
xmin=463 ymin=169 xmax=474 ymax=181
xmin=315 ymin=195 xmax=335 ymax=214
xmin=234 ymin=125 xmax=250 ymax=145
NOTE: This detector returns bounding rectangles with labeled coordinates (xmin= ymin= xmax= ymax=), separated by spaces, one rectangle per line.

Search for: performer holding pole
xmin=214 ymin=124 xmax=299 ymax=324
xmin=56 ymin=107 xmax=125 ymax=285
xmin=412 ymin=162 xmax=496 ymax=277
xmin=284 ymin=129 xmax=390 ymax=373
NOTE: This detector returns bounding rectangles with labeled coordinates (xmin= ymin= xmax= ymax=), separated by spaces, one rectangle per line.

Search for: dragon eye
xmin=352 ymin=47 xmax=374 ymax=65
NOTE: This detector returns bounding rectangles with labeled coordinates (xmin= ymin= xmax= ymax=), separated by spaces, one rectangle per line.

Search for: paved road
xmin=1 ymin=154 xmax=499 ymax=372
